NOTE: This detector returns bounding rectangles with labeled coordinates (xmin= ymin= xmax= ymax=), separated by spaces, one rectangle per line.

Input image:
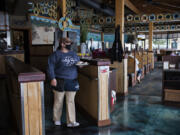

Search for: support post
xmin=58 ymin=0 xmax=67 ymax=37
xmin=167 ymin=33 xmax=169 ymax=49
xmin=112 ymin=0 xmax=128 ymax=95
xmin=149 ymin=22 xmax=153 ymax=52
xmin=101 ymin=32 xmax=105 ymax=50
xmin=148 ymin=22 xmax=154 ymax=70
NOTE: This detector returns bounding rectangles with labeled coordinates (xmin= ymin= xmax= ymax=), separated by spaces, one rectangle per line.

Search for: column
xmin=149 ymin=22 xmax=153 ymax=51
xmin=58 ymin=0 xmax=67 ymax=37
xmin=148 ymin=22 xmax=154 ymax=70
xmin=114 ymin=0 xmax=128 ymax=95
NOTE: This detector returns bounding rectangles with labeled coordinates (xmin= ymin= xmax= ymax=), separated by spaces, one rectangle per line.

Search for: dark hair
xmin=57 ymin=38 xmax=64 ymax=50
xmin=57 ymin=37 xmax=72 ymax=50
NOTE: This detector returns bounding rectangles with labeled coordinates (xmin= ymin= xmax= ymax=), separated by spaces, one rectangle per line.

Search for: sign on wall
xmin=32 ymin=24 xmax=55 ymax=45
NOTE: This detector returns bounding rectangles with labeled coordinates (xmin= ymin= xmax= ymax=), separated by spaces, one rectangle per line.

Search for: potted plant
xmin=80 ymin=24 xmax=88 ymax=54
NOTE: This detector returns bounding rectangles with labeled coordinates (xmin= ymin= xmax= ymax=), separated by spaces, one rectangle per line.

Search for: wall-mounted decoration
xmin=10 ymin=15 xmax=31 ymax=29
xmin=127 ymin=27 xmax=131 ymax=31
xmin=86 ymin=18 xmax=92 ymax=25
xmin=166 ymin=25 xmax=170 ymax=30
xmin=77 ymin=8 xmax=93 ymax=19
xmin=87 ymin=32 xmax=101 ymax=41
xmin=134 ymin=15 xmax=140 ymax=22
xmin=149 ymin=14 xmax=156 ymax=21
xmin=145 ymin=27 xmax=149 ymax=31
xmin=165 ymin=14 xmax=172 ymax=20
xmin=157 ymin=14 xmax=164 ymax=21
xmin=93 ymin=17 xmax=98 ymax=24
xmin=132 ymin=27 xmax=135 ymax=31
xmin=173 ymin=13 xmax=179 ymax=20
xmin=80 ymin=19 xmax=86 ymax=25
xmin=125 ymin=24 xmax=180 ymax=33
xmin=99 ymin=17 xmax=105 ymax=24
xmin=176 ymin=25 xmax=180 ymax=29
xmin=141 ymin=27 xmax=145 ymax=31
xmin=127 ymin=14 xmax=133 ymax=21
xmin=161 ymin=25 xmax=165 ymax=30
xmin=58 ymin=17 xmax=79 ymax=31
xmin=171 ymin=25 xmax=176 ymax=30
xmin=106 ymin=17 xmax=112 ymax=24
xmin=28 ymin=1 xmax=57 ymax=20
xmin=104 ymin=34 xmax=115 ymax=42
xmin=30 ymin=15 xmax=57 ymax=27
xmin=154 ymin=26 xmax=159 ymax=30
xmin=136 ymin=27 xmax=140 ymax=31
xmin=125 ymin=13 xmax=180 ymax=23
xmin=141 ymin=14 xmax=148 ymax=22
xmin=112 ymin=17 xmax=116 ymax=24
xmin=32 ymin=24 xmax=55 ymax=45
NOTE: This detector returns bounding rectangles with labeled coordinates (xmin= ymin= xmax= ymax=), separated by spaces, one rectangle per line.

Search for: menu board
xmin=32 ymin=24 xmax=55 ymax=45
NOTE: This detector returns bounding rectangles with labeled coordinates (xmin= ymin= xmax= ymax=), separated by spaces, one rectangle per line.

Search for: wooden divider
xmin=128 ymin=56 xmax=136 ymax=74
xmin=0 ymin=51 xmax=24 ymax=74
xmin=76 ymin=59 xmax=111 ymax=126
xmin=6 ymin=56 xmax=45 ymax=135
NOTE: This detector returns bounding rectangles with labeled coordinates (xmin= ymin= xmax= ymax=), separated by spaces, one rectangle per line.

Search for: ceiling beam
xmin=125 ymin=0 xmax=141 ymax=14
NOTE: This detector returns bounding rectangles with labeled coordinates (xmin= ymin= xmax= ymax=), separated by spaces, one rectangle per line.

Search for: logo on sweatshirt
xmin=62 ymin=56 xmax=77 ymax=66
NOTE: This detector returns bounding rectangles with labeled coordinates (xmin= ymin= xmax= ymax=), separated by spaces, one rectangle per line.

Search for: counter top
xmin=0 ymin=50 xmax=24 ymax=55
xmin=6 ymin=56 xmax=45 ymax=83
xmin=81 ymin=58 xmax=111 ymax=66
xmin=164 ymin=69 xmax=180 ymax=72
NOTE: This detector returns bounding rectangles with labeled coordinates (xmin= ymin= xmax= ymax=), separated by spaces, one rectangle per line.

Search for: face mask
xmin=65 ymin=45 xmax=71 ymax=50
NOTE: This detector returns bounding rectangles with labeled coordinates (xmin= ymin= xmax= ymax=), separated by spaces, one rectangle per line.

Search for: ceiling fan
xmin=143 ymin=0 xmax=180 ymax=9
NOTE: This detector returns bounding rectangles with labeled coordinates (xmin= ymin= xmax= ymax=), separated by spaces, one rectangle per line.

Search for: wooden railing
xmin=5 ymin=56 xmax=45 ymax=135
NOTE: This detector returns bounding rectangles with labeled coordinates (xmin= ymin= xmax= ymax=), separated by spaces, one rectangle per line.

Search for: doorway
xmin=12 ymin=29 xmax=30 ymax=64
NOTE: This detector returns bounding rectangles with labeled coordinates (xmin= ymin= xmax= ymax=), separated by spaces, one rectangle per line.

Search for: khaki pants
xmin=53 ymin=90 xmax=76 ymax=124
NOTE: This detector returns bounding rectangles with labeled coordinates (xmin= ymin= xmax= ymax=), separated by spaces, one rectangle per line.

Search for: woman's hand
xmin=51 ymin=79 xmax=57 ymax=86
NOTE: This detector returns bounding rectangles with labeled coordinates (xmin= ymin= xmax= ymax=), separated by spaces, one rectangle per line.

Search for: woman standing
xmin=47 ymin=37 xmax=80 ymax=127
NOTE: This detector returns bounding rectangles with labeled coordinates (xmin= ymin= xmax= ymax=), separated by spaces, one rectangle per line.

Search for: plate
xmin=76 ymin=62 xmax=89 ymax=66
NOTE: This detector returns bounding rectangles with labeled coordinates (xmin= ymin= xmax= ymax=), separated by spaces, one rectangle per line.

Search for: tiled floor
xmin=45 ymin=95 xmax=180 ymax=135
xmin=1 ymin=62 xmax=180 ymax=135
xmin=45 ymin=65 xmax=180 ymax=135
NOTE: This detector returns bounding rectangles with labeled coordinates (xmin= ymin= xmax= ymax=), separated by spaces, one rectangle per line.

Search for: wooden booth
xmin=162 ymin=56 xmax=180 ymax=103
xmin=76 ymin=58 xmax=111 ymax=127
xmin=0 ymin=50 xmax=24 ymax=75
xmin=6 ymin=56 xmax=45 ymax=135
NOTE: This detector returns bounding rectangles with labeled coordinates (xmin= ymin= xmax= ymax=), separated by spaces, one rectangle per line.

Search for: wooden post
xmin=101 ymin=32 xmax=104 ymax=42
xmin=58 ymin=0 xmax=67 ymax=37
xmin=149 ymin=22 xmax=153 ymax=51
xmin=113 ymin=0 xmax=128 ymax=95
xmin=101 ymin=32 xmax=105 ymax=50
xmin=148 ymin=22 xmax=154 ymax=70
xmin=115 ymin=0 xmax=124 ymax=47
xmin=167 ymin=33 xmax=169 ymax=49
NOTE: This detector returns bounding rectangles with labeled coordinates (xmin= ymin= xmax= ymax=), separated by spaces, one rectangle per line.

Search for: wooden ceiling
xmin=95 ymin=0 xmax=180 ymax=14
xmin=128 ymin=0 xmax=180 ymax=14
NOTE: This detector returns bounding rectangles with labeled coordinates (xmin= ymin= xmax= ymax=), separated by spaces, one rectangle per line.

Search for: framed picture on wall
xmin=32 ymin=24 xmax=55 ymax=45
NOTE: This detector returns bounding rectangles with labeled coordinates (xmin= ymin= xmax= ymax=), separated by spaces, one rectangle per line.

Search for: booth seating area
xmin=76 ymin=58 xmax=111 ymax=126
xmin=127 ymin=50 xmax=154 ymax=87
xmin=0 ymin=50 xmax=24 ymax=75
xmin=162 ymin=56 xmax=180 ymax=104
xmin=157 ymin=49 xmax=180 ymax=61
xmin=5 ymin=56 xmax=45 ymax=135
xmin=3 ymin=56 xmax=113 ymax=135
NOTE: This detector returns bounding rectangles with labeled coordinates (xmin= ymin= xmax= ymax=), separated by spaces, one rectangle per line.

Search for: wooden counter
xmin=0 ymin=50 xmax=24 ymax=75
xmin=76 ymin=58 xmax=111 ymax=126
xmin=162 ymin=69 xmax=180 ymax=103
xmin=6 ymin=56 xmax=45 ymax=135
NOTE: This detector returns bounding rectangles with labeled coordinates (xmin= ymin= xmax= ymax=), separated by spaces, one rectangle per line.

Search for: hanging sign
xmin=58 ymin=17 xmax=79 ymax=31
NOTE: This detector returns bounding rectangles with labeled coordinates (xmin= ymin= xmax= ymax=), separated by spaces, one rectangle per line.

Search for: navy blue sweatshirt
xmin=47 ymin=50 xmax=80 ymax=80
